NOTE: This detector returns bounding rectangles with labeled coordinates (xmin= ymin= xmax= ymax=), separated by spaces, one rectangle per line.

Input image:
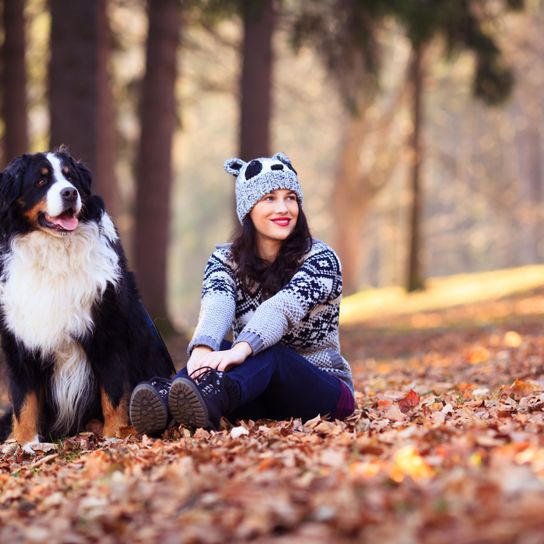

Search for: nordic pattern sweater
xmin=188 ymin=239 xmax=354 ymax=393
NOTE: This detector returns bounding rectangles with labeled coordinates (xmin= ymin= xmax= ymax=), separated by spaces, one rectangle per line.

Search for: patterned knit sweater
xmin=189 ymin=239 xmax=354 ymax=393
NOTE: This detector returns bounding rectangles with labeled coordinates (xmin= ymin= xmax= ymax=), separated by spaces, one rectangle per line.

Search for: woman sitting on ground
xmin=129 ymin=152 xmax=355 ymax=433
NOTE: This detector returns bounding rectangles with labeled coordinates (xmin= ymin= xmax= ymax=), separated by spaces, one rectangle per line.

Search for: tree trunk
xmin=2 ymin=0 xmax=29 ymax=163
xmin=332 ymin=113 xmax=369 ymax=295
xmin=48 ymin=0 xmax=119 ymax=216
xmin=406 ymin=44 xmax=425 ymax=292
xmin=239 ymin=0 xmax=274 ymax=160
xmin=519 ymin=118 xmax=542 ymax=263
xmin=331 ymin=72 xmax=410 ymax=294
xmin=133 ymin=0 xmax=181 ymax=330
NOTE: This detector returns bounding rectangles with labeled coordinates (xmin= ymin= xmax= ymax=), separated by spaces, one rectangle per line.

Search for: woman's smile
xmin=271 ymin=217 xmax=291 ymax=227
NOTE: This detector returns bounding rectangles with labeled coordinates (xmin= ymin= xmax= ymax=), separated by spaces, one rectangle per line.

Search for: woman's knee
xmin=248 ymin=343 xmax=294 ymax=369
xmin=330 ymin=381 xmax=355 ymax=420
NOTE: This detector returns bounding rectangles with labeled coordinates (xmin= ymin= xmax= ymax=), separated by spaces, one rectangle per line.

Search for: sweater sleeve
xmin=188 ymin=249 xmax=237 ymax=354
xmin=233 ymin=243 xmax=342 ymax=354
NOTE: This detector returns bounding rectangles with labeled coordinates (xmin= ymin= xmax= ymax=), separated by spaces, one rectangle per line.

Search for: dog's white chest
xmin=0 ymin=218 xmax=120 ymax=354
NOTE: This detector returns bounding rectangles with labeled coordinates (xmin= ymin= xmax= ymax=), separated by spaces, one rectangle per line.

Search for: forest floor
xmin=2 ymin=277 xmax=544 ymax=542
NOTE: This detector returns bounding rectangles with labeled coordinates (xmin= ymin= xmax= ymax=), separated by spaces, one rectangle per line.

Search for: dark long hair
xmin=230 ymin=207 xmax=312 ymax=299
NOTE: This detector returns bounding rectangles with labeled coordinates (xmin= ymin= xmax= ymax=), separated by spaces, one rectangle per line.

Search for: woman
xmin=129 ymin=152 xmax=355 ymax=434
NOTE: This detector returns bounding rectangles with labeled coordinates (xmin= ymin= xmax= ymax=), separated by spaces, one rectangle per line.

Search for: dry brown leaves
xmin=2 ymin=310 xmax=544 ymax=542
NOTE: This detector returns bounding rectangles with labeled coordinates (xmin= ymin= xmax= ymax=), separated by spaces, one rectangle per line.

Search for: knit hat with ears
xmin=224 ymin=152 xmax=304 ymax=223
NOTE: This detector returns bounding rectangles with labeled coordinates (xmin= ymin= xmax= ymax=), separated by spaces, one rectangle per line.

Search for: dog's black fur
xmin=0 ymin=148 xmax=174 ymax=445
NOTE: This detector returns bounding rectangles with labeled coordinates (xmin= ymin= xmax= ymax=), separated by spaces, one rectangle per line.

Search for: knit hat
xmin=224 ymin=152 xmax=304 ymax=223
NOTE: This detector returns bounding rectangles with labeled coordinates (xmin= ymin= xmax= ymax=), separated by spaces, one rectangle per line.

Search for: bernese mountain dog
xmin=0 ymin=148 xmax=175 ymax=450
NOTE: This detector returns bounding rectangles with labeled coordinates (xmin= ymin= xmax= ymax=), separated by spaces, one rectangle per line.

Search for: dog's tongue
xmin=49 ymin=215 xmax=78 ymax=231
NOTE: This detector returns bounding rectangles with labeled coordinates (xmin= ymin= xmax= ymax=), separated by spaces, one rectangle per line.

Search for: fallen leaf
xmin=230 ymin=426 xmax=250 ymax=439
xmin=504 ymin=331 xmax=523 ymax=348
xmin=390 ymin=445 xmax=434 ymax=482
xmin=397 ymin=389 xmax=420 ymax=413
xmin=510 ymin=379 xmax=538 ymax=398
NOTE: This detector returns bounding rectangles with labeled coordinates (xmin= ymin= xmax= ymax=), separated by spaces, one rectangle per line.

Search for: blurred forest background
xmin=0 ymin=0 xmax=542 ymax=337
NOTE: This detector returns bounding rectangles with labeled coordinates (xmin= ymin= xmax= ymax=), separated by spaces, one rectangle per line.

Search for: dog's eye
xmin=36 ymin=178 xmax=47 ymax=188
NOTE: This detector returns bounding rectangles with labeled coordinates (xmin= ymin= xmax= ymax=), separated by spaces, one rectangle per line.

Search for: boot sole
xmin=129 ymin=383 xmax=168 ymax=435
xmin=168 ymin=377 xmax=211 ymax=429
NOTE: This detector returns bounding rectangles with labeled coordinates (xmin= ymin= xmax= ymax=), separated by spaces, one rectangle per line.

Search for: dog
xmin=0 ymin=147 xmax=175 ymax=450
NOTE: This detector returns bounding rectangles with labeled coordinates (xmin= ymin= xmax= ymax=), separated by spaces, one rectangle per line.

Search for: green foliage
xmin=385 ymin=0 xmax=524 ymax=104
xmin=290 ymin=0 xmax=385 ymax=112
xmin=474 ymin=51 xmax=514 ymax=105
xmin=290 ymin=0 xmax=525 ymax=108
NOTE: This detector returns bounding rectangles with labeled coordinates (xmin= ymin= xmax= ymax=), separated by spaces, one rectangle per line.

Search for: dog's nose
xmin=61 ymin=188 xmax=78 ymax=202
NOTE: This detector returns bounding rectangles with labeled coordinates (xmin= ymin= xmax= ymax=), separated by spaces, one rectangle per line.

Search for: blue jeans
xmin=175 ymin=341 xmax=354 ymax=422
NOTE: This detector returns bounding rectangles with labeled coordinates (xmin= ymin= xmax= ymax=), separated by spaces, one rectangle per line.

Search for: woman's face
xmin=250 ymin=189 xmax=299 ymax=244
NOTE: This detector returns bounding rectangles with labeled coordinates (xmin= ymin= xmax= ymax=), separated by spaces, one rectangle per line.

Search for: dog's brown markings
xmin=23 ymin=198 xmax=47 ymax=225
xmin=40 ymin=167 xmax=49 ymax=176
xmin=12 ymin=391 xmax=39 ymax=444
xmin=101 ymin=386 xmax=128 ymax=437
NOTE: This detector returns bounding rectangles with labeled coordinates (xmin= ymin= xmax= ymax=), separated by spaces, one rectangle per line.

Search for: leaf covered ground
xmin=2 ymin=289 xmax=544 ymax=542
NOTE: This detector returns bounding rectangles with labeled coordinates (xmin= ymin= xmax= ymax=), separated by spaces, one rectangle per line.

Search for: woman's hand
xmin=186 ymin=346 xmax=213 ymax=376
xmin=187 ymin=342 xmax=252 ymax=377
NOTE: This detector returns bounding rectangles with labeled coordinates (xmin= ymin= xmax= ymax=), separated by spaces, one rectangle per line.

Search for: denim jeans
xmin=175 ymin=341 xmax=354 ymax=422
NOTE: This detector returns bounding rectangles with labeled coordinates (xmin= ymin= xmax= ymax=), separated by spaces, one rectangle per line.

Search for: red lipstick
xmin=272 ymin=218 xmax=291 ymax=227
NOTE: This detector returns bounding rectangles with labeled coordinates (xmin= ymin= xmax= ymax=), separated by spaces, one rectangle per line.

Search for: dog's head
xmin=0 ymin=148 xmax=93 ymax=237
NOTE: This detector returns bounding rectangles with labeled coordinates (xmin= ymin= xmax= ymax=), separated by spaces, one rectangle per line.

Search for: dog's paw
xmin=21 ymin=436 xmax=57 ymax=455
xmin=22 ymin=438 xmax=40 ymax=455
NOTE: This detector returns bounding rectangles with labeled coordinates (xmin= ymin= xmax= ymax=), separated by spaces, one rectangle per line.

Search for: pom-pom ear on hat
xmin=273 ymin=152 xmax=291 ymax=163
xmin=224 ymin=158 xmax=246 ymax=176
xmin=273 ymin=152 xmax=297 ymax=174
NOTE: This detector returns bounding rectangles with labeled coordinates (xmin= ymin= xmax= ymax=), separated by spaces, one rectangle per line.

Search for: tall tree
xmin=239 ymin=0 xmax=275 ymax=160
xmin=406 ymin=43 xmax=425 ymax=291
xmin=291 ymin=0 xmax=393 ymax=294
xmin=391 ymin=0 xmax=522 ymax=291
xmin=196 ymin=0 xmax=275 ymax=160
xmin=48 ymin=0 xmax=119 ymax=216
xmin=133 ymin=0 xmax=181 ymax=331
xmin=293 ymin=0 xmax=522 ymax=293
xmin=1 ymin=0 xmax=29 ymax=163
xmin=198 ymin=0 xmax=275 ymax=221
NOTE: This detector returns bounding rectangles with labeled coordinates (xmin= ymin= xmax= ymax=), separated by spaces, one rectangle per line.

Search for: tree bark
xmin=2 ymin=0 xmax=29 ymax=163
xmin=406 ymin=44 xmax=425 ymax=292
xmin=133 ymin=0 xmax=181 ymax=328
xmin=239 ymin=0 xmax=274 ymax=160
xmin=331 ymin=76 xmax=409 ymax=294
xmin=48 ymin=0 xmax=119 ymax=216
xmin=519 ymin=118 xmax=543 ymax=263
xmin=332 ymin=113 xmax=369 ymax=295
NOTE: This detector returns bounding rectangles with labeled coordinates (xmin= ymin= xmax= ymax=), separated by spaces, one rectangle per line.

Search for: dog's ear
xmin=74 ymin=160 xmax=92 ymax=196
xmin=0 ymin=155 xmax=28 ymax=212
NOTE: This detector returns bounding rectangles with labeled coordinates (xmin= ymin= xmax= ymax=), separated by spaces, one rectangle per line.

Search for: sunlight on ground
xmin=340 ymin=265 xmax=544 ymax=326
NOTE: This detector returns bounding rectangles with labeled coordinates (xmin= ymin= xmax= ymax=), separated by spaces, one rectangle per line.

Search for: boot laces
xmin=188 ymin=367 xmax=224 ymax=399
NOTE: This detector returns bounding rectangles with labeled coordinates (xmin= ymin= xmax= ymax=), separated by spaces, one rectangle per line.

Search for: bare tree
xmin=406 ymin=44 xmax=425 ymax=291
xmin=332 ymin=78 xmax=409 ymax=293
xmin=1 ymin=0 xmax=29 ymax=163
xmin=239 ymin=0 xmax=275 ymax=160
xmin=133 ymin=0 xmax=181 ymax=331
xmin=395 ymin=0 xmax=520 ymax=291
xmin=48 ymin=0 xmax=119 ymax=216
